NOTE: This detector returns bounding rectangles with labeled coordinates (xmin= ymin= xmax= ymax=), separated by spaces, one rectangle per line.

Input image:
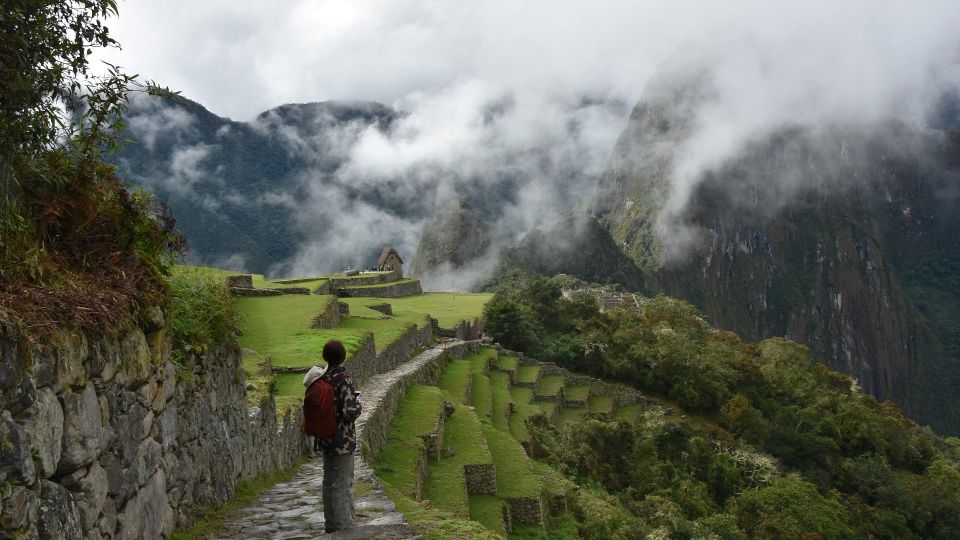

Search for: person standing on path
xmin=317 ymin=340 xmax=362 ymax=533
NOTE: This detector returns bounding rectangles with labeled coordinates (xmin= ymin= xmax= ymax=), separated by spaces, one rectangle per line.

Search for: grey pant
xmin=322 ymin=450 xmax=355 ymax=531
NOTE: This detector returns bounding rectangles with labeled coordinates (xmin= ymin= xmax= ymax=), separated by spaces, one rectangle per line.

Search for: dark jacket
xmin=318 ymin=366 xmax=362 ymax=455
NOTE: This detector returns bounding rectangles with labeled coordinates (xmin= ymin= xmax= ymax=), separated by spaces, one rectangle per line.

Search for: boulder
xmin=37 ymin=480 xmax=83 ymax=540
xmin=25 ymin=387 xmax=64 ymax=478
xmin=0 ymin=410 xmax=36 ymax=484
xmin=75 ymin=461 xmax=109 ymax=531
xmin=58 ymin=382 xmax=104 ymax=474
xmin=115 ymin=330 xmax=151 ymax=389
xmin=1 ymin=484 xmax=39 ymax=531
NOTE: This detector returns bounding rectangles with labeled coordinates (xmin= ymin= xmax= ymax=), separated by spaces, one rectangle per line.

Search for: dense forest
xmin=483 ymin=273 xmax=960 ymax=539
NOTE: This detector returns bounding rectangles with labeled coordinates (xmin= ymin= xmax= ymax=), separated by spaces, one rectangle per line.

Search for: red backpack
xmin=302 ymin=377 xmax=338 ymax=438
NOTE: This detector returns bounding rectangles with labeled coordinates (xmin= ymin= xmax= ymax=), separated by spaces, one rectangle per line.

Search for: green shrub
xmin=168 ymin=270 xmax=239 ymax=357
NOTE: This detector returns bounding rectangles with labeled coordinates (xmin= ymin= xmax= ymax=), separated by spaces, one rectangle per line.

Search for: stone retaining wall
xmin=337 ymin=302 xmax=350 ymax=316
xmin=327 ymin=274 xmax=394 ymax=288
xmin=342 ymin=334 xmax=377 ymax=389
xmin=0 ymin=311 xmax=308 ymax=540
xmin=335 ymin=280 xmax=423 ymax=298
xmin=463 ymin=464 xmax=497 ymax=495
xmin=508 ymin=496 xmax=545 ymax=526
xmin=366 ymin=303 xmax=393 ymax=316
xmin=229 ymin=287 xmax=282 ymax=297
xmin=432 ymin=318 xmax=479 ymax=341
xmin=357 ymin=341 xmax=480 ymax=462
xmin=309 ymin=299 xmax=340 ymax=329
xmin=312 ymin=282 xmax=332 ymax=295
xmin=226 ymin=275 xmax=253 ymax=288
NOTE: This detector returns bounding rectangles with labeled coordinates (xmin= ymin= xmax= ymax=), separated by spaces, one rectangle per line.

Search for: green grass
xmin=439 ymin=359 xmax=473 ymax=404
xmin=175 ymin=265 xmax=326 ymax=290
xmin=235 ymin=295 xmax=346 ymax=365
xmin=532 ymin=401 xmax=556 ymax=418
xmin=496 ymin=355 xmax=518 ymax=371
xmin=588 ymin=395 xmax=614 ymax=414
xmin=564 ymin=386 xmax=589 ymax=401
xmin=490 ymin=371 xmax=512 ymax=432
xmin=615 ymin=404 xmax=643 ymax=424
xmin=274 ymin=372 xmax=304 ymax=397
xmin=470 ymin=360 xmax=493 ymax=419
xmin=384 ymin=486 xmax=504 ymax=540
xmin=508 ymin=386 xmax=537 ymax=442
xmin=558 ymin=408 xmax=589 ymax=425
xmin=469 ymin=495 xmax=506 ymax=536
xmin=169 ymin=458 xmax=306 ymax=540
xmin=536 ymin=375 xmax=564 ymax=396
xmin=343 ymin=292 xmax=492 ymax=328
xmin=375 ymin=385 xmax=444 ymax=499
xmin=516 ymin=366 xmax=540 ymax=384
xmin=422 ymin=390 xmax=494 ymax=518
xmin=482 ymin=425 xmax=541 ymax=498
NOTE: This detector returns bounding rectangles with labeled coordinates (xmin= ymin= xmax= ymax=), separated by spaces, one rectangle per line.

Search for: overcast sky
xmin=104 ymin=1 xmax=960 ymax=283
xmin=104 ymin=1 xmax=960 ymax=122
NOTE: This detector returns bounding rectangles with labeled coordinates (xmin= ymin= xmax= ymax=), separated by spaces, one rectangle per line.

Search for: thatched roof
xmin=377 ymin=246 xmax=403 ymax=266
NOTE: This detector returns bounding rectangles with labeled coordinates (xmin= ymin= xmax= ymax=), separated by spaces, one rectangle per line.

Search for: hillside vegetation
xmin=471 ymin=274 xmax=960 ymax=539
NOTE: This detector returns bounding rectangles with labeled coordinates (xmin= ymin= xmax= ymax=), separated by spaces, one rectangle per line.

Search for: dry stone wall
xmin=0 ymin=312 xmax=308 ymax=540
xmin=309 ymin=299 xmax=340 ymax=329
xmin=334 ymin=280 xmax=423 ymax=298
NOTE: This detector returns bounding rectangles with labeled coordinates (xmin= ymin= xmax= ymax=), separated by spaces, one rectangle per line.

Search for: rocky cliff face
xmin=0 ymin=312 xmax=307 ymax=539
xmin=591 ymin=78 xmax=960 ymax=434
xmin=409 ymin=200 xmax=492 ymax=290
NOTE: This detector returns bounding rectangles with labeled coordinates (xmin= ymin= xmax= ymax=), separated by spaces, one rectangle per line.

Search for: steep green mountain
xmin=591 ymin=75 xmax=960 ymax=434
xmin=109 ymin=96 xmax=397 ymax=274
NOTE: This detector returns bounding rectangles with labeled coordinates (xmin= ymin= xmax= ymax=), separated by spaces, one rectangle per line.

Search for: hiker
xmin=302 ymin=340 xmax=362 ymax=533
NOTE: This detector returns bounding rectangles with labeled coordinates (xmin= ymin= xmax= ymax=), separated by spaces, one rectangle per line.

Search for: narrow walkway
xmin=215 ymin=345 xmax=452 ymax=539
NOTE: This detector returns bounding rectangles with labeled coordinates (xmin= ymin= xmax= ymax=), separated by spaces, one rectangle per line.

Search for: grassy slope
xmin=348 ymin=292 xmax=493 ymax=328
xmin=471 ymin=351 xmax=496 ymax=420
xmin=537 ymin=375 xmax=564 ymax=396
xmin=439 ymin=359 xmax=473 ymax=404
xmin=483 ymin=425 xmax=541 ymax=498
xmin=508 ymin=386 xmax=536 ymax=443
xmin=489 ymin=372 xmax=512 ymax=432
xmin=375 ymin=385 xmax=444 ymax=499
xmin=175 ymin=265 xmax=327 ymax=290
xmin=423 ymin=389 xmax=494 ymax=518
xmin=516 ymin=366 xmax=540 ymax=384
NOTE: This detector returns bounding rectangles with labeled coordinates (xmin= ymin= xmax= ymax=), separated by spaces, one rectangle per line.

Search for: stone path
xmin=215 ymin=344 xmax=454 ymax=539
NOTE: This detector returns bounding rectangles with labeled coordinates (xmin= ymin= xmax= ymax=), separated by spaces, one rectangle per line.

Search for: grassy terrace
xmin=589 ymin=395 xmax=615 ymax=415
xmin=489 ymin=372 xmax=512 ymax=432
xmin=375 ymin=385 xmax=444 ymax=499
xmin=564 ymin=386 xmax=590 ymax=401
xmin=422 ymin=389 xmax=494 ymax=518
xmin=468 ymin=495 xmax=504 ymax=536
xmin=236 ymin=295 xmax=346 ymax=368
xmin=482 ymin=425 xmax=541 ymax=498
xmin=470 ymin=351 xmax=495 ymax=420
xmin=175 ymin=265 xmax=328 ymax=291
xmin=515 ymin=365 xmax=540 ymax=385
xmin=508 ymin=386 xmax=537 ymax=443
xmin=438 ymin=359 xmax=472 ymax=404
xmin=337 ymin=278 xmax=419 ymax=289
xmin=615 ymin=404 xmax=643 ymax=424
xmin=536 ymin=375 xmax=564 ymax=396
xmin=532 ymin=401 xmax=556 ymax=418
xmin=558 ymin=408 xmax=589 ymax=425
xmin=495 ymin=355 xmax=518 ymax=371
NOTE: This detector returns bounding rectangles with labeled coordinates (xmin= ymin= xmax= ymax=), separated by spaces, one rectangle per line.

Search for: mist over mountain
xmin=113 ymin=91 xmax=625 ymax=277
xmin=586 ymin=65 xmax=960 ymax=434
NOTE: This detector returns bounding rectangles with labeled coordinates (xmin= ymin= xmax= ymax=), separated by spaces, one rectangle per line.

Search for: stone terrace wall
xmin=334 ymin=280 xmax=423 ymax=298
xmin=358 ymin=341 xmax=480 ymax=461
xmin=492 ymin=345 xmax=643 ymax=407
xmin=326 ymin=273 xmax=393 ymax=288
xmin=348 ymin=322 xmax=434 ymax=390
xmin=309 ymin=298 xmax=340 ymax=329
xmin=0 ymin=312 xmax=308 ymax=540
xmin=432 ymin=317 xmax=479 ymax=341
